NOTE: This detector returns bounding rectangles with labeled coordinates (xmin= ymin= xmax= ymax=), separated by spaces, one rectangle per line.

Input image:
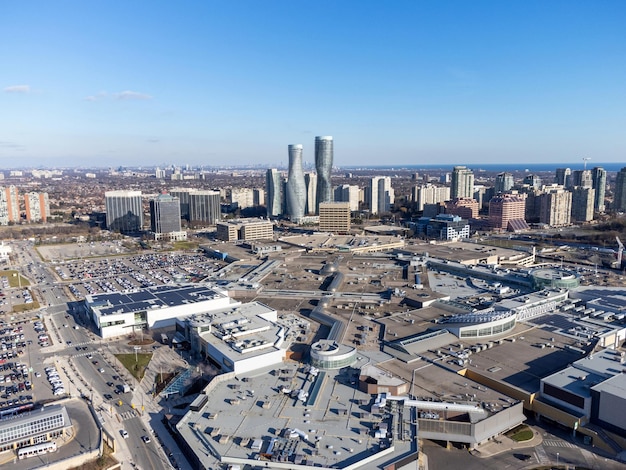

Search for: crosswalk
xmin=534 ymin=444 xmax=549 ymax=464
xmin=543 ymin=439 xmax=577 ymax=448
xmin=119 ymin=410 xmax=139 ymax=421
xmin=71 ymin=350 xmax=100 ymax=359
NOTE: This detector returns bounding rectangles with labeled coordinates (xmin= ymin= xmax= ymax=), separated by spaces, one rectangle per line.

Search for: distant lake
xmin=341 ymin=163 xmax=625 ymax=172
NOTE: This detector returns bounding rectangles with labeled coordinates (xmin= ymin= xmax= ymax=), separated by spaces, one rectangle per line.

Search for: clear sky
xmin=1 ymin=1 xmax=625 ymax=168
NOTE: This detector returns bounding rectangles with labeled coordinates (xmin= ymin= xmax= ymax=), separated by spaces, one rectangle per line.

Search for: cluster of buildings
xmin=0 ymin=185 xmax=50 ymax=225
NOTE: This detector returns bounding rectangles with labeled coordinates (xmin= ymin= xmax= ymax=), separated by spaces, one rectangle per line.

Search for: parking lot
xmin=48 ymin=252 xmax=225 ymax=299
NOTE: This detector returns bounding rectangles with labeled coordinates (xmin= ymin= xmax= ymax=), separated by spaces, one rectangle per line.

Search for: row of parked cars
xmin=44 ymin=366 xmax=65 ymax=396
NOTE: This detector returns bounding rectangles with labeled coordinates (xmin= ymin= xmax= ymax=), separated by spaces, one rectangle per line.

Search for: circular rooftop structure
xmin=310 ymin=340 xmax=357 ymax=370
xmin=530 ymin=268 xmax=580 ymax=290
xmin=436 ymin=310 xmax=517 ymax=339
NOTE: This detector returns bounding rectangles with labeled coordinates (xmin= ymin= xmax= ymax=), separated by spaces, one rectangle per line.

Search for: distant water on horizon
xmin=342 ymin=162 xmax=625 ymax=172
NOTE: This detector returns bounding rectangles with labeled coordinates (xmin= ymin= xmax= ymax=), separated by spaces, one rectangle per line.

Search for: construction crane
xmin=582 ymin=157 xmax=591 ymax=170
xmin=616 ymin=236 xmax=624 ymax=268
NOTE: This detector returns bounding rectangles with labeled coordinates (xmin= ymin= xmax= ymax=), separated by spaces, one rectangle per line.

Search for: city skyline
xmin=1 ymin=1 xmax=625 ymax=167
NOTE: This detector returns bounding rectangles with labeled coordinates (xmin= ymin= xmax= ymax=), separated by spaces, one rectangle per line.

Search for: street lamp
xmin=556 ymin=452 xmax=559 ymax=467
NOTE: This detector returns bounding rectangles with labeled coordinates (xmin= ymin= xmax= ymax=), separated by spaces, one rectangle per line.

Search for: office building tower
xmin=495 ymin=172 xmax=514 ymax=193
xmin=24 ymin=192 xmax=50 ymax=223
xmin=150 ymin=193 xmax=182 ymax=234
xmin=571 ymin=187 xmax=595 ymax=222
xmin=614 ymin=167 xmax=626 ymax=212
xmin=591 ymin=167 xmax=607 ymax=213
xmin=319 ymin=202 xmax=351 ymax=233
xmin=315 ymin=136 xmax=333 ymax=212
xmin=539 ymin=188 xmax=572 ymax=227
xmin=369 ymin=176 xmax=394 ymax=215
xmin=105 ymin=190 xmax=143 ymax=233
xmin=266 ymin=169 xmax=284 ymax=218
xmin=286 ymin=144 xmax=306 ymax=222
xmin=451 ymin=166 xmax=474 ymax=199
xmin=188 ymin=190 xmax=221 ymax=225
xmin=0 ymin=185 xmax=19 ymax=225
xmin=445 ymin=198 xmax=479 ymax=219
xmin=555 ymin=168 xmax=571 ymax=187
xmin=571 ymin=170 xmax=593 ymax=189
xmin=412 ymin=184 xmax=450 ymax=212
xmin=334 ymin=185 xmax=360 ymax=211
xmin=170 ymin=188 xmax=192 ymax=221
xmin=523 ymin=174 xmax=542 ymax=189
xmin=216 ymin=218 xmax=274 ymax=242
xmin=304 ymin=173 xmax=317 ymax=215
xmin=427 ymin=214 xmax=470 ymax=241
xmin=489 ymin=194 xmax=529 ymax=231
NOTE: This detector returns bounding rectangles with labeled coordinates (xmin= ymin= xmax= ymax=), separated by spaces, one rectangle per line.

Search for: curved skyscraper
xmin=286 ymin=144 xmax=306 ymax=222
xmin=315 ymin=136 xmax=333 ymax=213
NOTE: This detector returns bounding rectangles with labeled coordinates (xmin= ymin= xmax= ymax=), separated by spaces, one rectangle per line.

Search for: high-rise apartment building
xmin=591 ymin=167 xmax=607 ymax=212
xmin=286 ymin=144 xmax=306 ymax=222
xmin=155 ymin=167 xmax=166 ymax=179
xmin=523 ymin=174 xmax=542 ymax=189
xmin=614 ymin=167 xmax=626 ymax=212
xmin=451 ymin=166 xmax=474 ymax=199
xmin=334 ymin=185 xmax=360 ymax=212
xmin=412 ymin=184 xmax=450 ymax=212
xmin=150 ymin=193 xmax=182 ymax=235
xmin=369 ymin=176 xmax=394 ymax=215
xmin=266 ymin=169 xmax=284 ymax=218
xmin=24 ymin=192 xmax=50 ymax=223
xmin=105 ymin=190 xmax=143 ymax=233
xmin=319 ymin=202 xmax=351 ymax=233
xmin=229 ymin=188 xmax=255 ymax=210
xmin=315 ymin=136 xmax=333 ymax=212
xmin=445 ymin=198 xmax=479 ymax=219
xmin=304 ymin=173 xmax=317 ymax=215
xmin=188 ymin=190 xmax=221 ymax=225
xmin=571 ymin=187 xmax=595 ymax=222
xmin=0 ymin=185 xmax=19 ymax=225
xmin=495 ymin=172 xmax=514 ymax=193
xmin=488 ymin=194 xmax=529 ymax=231
xmin=539 ymin=188 xmax=572 ymax=227
xmin=571 ymin=170 xmax=593 ymax=189
xmin=555 ymin=168 xmax=571 ymax=187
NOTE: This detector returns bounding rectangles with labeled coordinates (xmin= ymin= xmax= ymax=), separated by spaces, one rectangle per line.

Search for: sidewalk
xmin=471 ymin=427 xmax=542 ymax=459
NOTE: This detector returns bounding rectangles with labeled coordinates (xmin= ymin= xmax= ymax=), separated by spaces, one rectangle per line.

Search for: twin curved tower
xmin=286 ymin=136 xmax=333 ymax=221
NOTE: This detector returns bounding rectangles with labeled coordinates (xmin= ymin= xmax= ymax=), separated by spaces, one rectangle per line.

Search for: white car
xmin=120 ymin=430 xmax=129 ymax=439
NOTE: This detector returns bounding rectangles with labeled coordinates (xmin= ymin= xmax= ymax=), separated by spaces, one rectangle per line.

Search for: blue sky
xmin=1 ymin=1 xmax=625 ymax=168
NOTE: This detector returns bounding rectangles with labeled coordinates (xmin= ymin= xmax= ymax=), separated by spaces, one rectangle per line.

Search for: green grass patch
xmin=506 ymin=425 xmax=534 ymax=442
xmin=1 ymin=271 xmax=31 ymax=287
xmin=171 ymin=240 xmax=200 ymax=251
xmin=115 ymin=352 xmax=153 ymax=381
xmin=12 ymin=301 xmax=40 ymax=313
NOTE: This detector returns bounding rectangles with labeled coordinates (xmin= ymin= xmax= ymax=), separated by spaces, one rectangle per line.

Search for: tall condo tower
xmin=591 ymin=167 xmax=607 ymax=212
xmin=105 ymin=190 xmax=143 ymax=233
xmin=286 ymin=144 xmax=306 ymax=222
xmin=304 ymin=173 xmax=317 ymax=215
xmin=24 ymin=192 xmax=50 ymax=223
xmin=315 ymin=136 xmax=333 ymax=213
xmin=495 ymin=173 xmax=514 ymax=193
xmin=614 ymin=167 xmax=626 ymax=212
xmin=451 ymin=166 xmax=474 ymax=199
xmin=0 ymin=185 xmax=19 ymax=225
xmin=266 ymin=169 xmax=284 ymax=218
